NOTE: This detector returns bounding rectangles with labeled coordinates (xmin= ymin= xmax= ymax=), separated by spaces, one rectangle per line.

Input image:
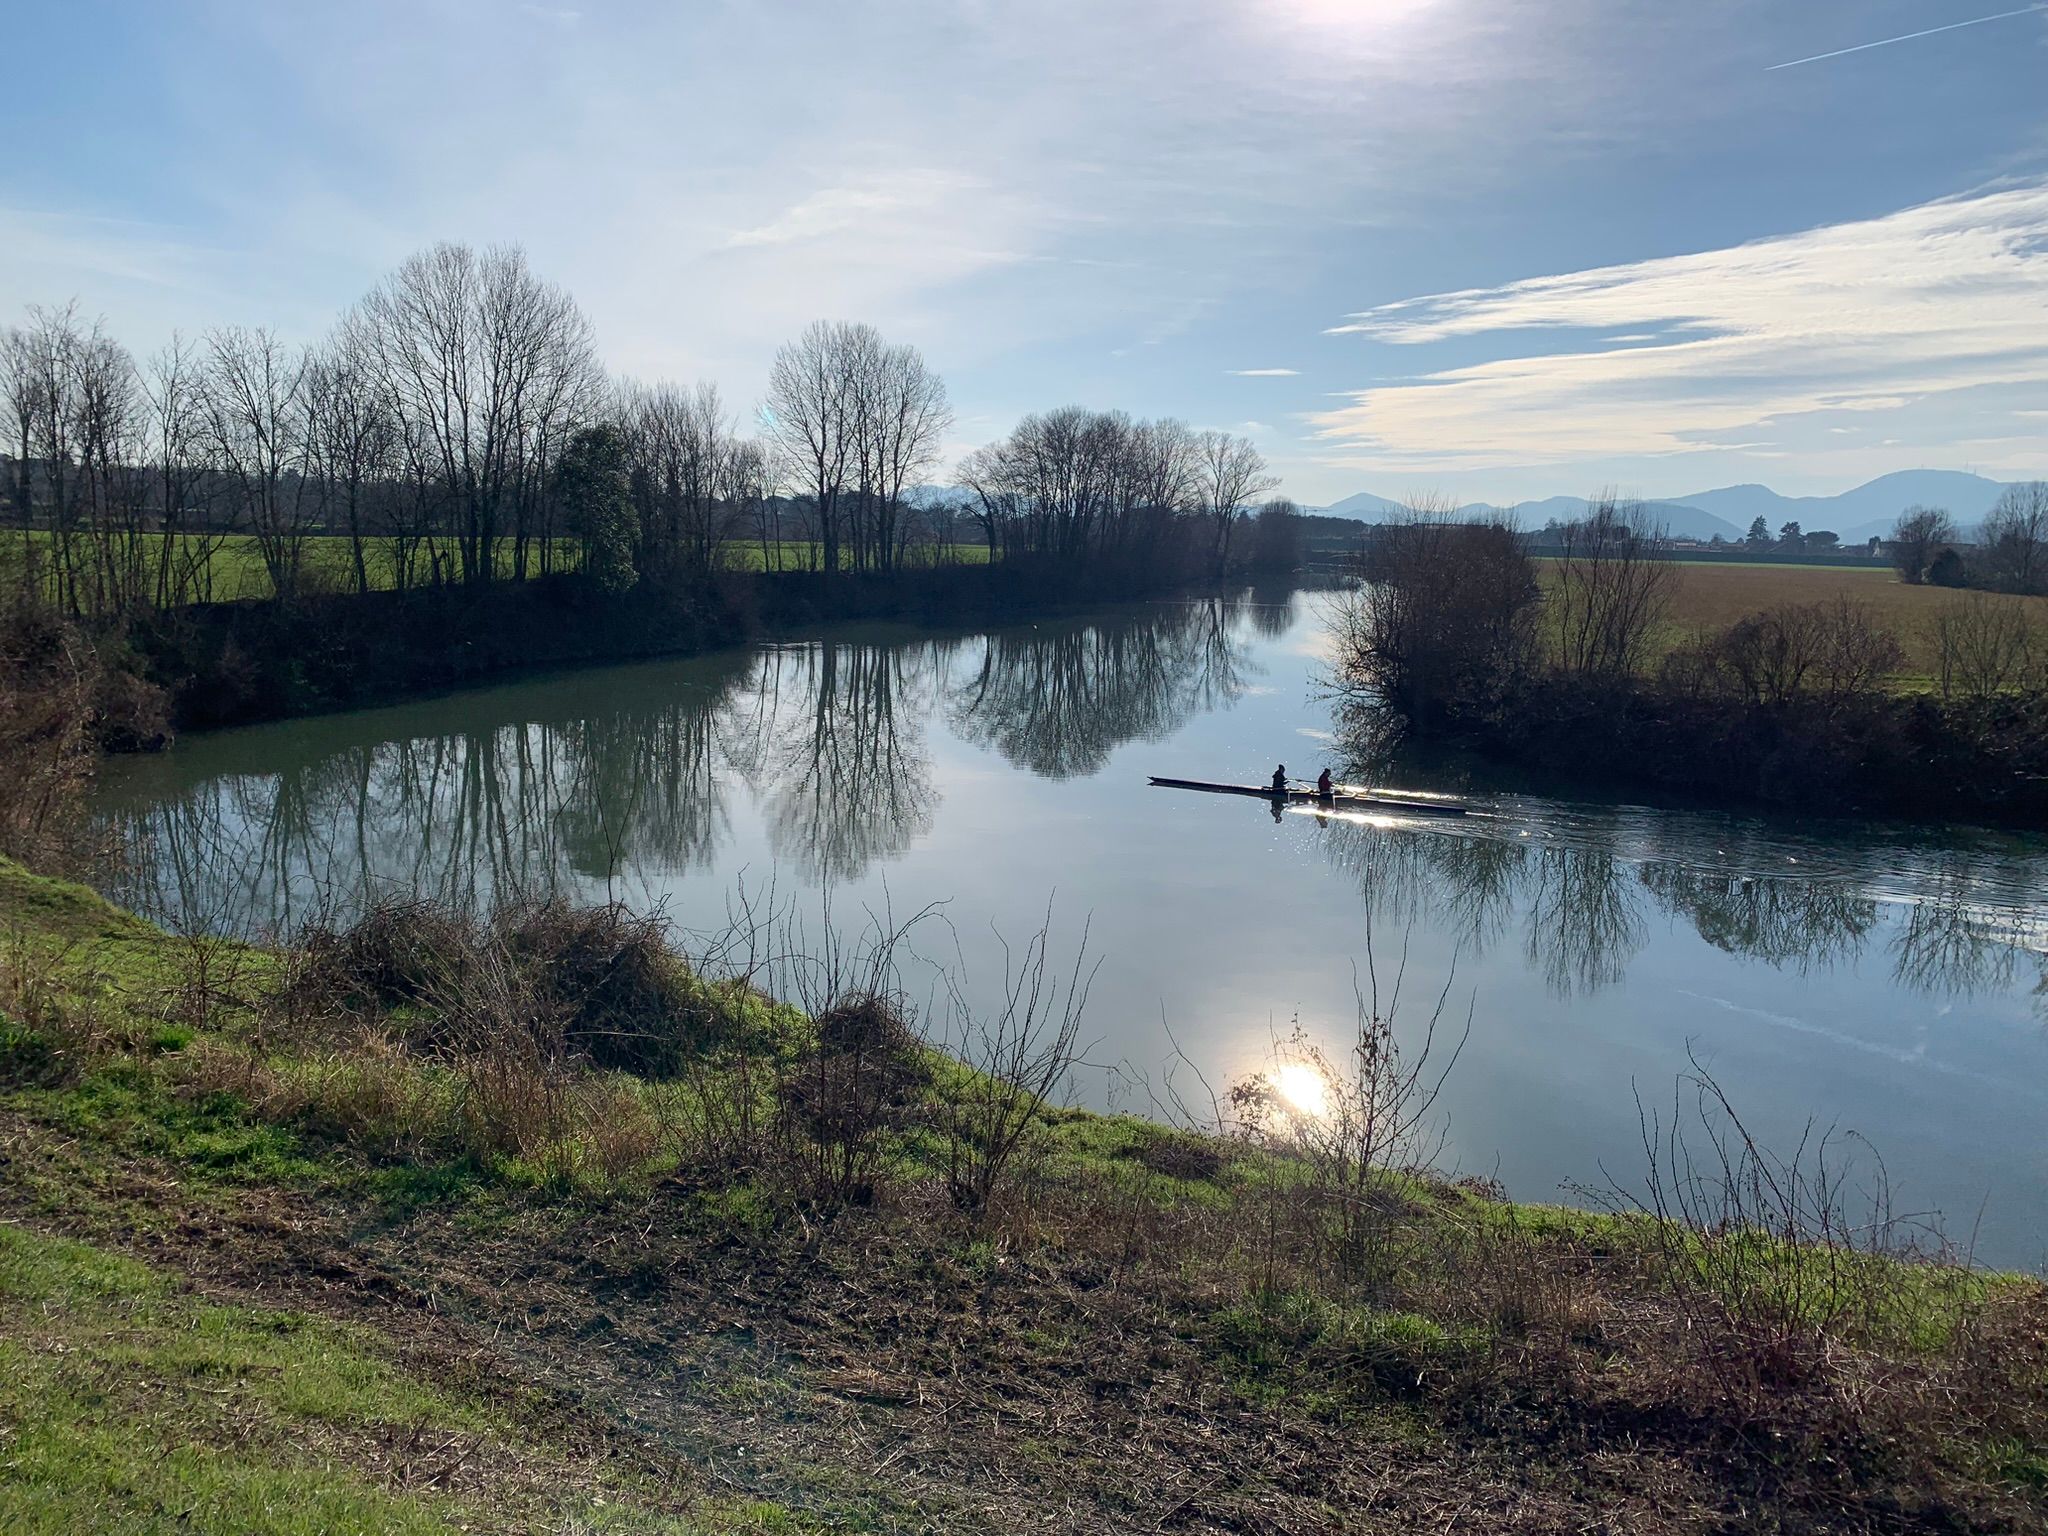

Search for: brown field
xmin=1541 ymin=560 xmax=2048 ymax=683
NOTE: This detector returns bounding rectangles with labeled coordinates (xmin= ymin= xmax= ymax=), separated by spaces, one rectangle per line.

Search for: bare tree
xmin=199 ymin=326 xmax=313 ymax=601
xmin=1978 ymin=482 xmax=2048 ymax=596
xmin=1196 ymin=429 xmax=1278 ymax=572
xmin=1331 ymin=507 xmax=1541 ymax=734
xmin=1548 ymin=495 xmax=1676 ymax=680
xmin=142 ymin=335 xmax=220 ymax=607
xmin=618 ymin=380 xmax=767 ymax=578
xmin=1929 ymin=592 xmax=2038 ymax=703
xmin=67 ymin=320 xmax=148 ymax=615
xmin=305 ymin=322 xmax=397 ymax=595
xmin=1888 ymin=506 xmax=1955 ymax=585
xmin=1 ymin=305 xmax=85 ymax=609
xmin=1705 ymin=599 xmax=1903 ymax=706
xmin=763 ymin=321 xmax=861 ymax=576
xmin=853 ymin=336 xmax=950 ymax=572
xmin=354 ymin=243 xmax=603 ymax=585
xmin=1231 ymin=934 xmax=1470 ymax=1292
xmin=929 ymin=906 xmax=1096 ymax=1214
xmin=956 ymin=442 xmax=1021 ymax=561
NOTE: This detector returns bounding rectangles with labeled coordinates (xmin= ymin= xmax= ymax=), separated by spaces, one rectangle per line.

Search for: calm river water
xmin=92 ymin=589 xmax=2048 ymax=1266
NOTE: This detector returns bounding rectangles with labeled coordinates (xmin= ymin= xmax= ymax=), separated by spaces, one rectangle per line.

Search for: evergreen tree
xmin=553 ymin=425 xmax=637 ymax=594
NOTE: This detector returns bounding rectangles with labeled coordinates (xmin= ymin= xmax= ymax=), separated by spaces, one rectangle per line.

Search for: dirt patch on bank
xmin=0 ymin=1111 xmax=1734 ymax=1535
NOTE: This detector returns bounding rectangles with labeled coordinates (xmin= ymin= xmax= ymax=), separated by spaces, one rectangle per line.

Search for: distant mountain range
xmin=1315 ymin=470 xmax=2025 ymax=545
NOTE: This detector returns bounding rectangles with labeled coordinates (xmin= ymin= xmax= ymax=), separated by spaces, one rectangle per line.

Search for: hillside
xmin=1315 ymin=470 xmax=2031 ymax=544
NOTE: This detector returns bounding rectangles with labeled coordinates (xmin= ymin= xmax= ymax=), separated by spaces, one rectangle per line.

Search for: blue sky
xmin=4 ymin=0 xmax=2046 ymax=504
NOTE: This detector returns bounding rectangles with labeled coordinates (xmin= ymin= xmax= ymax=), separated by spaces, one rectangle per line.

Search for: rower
xmin=1316 ymin=768 xmax=1333 ymax=798
xmin=1271 ymin=763 xmax=1288 ymax=794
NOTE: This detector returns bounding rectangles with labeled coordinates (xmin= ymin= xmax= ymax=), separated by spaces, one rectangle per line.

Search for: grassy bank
xmin=0 ymin=1224 xmax=812 ymax=1534
xmin=2 ymin=858 xmax=2043 ymax=1532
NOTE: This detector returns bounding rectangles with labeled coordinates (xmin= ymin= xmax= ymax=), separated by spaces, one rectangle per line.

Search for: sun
xmin=1271 ymin=1061 xmax=1330 ymax=1119
xmin=1274 ymin=0 xmax=1443 ymax=29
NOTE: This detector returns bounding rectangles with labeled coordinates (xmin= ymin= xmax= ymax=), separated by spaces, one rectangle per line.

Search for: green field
xmin=4 ymin=532 xmax=993 ymax=604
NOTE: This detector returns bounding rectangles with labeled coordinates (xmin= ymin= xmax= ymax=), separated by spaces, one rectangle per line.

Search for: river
xmin=91 ymin=587 xmax=2048 ymax=1267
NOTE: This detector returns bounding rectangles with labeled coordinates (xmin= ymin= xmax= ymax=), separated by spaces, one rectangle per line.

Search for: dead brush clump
xmin=283 ymin=896 xmax=742 ymax=1079
xmin=814 ymin=993 xmax=921 ymax=1062
xmin=286 ymin=898 xmax=476 ymax=1025
xmin=244 ymin=895 xmax=698 ymax=1185
xmin=770 ymin=991 xmax=927 ymax=1209
xmin=497 ymin=899 xmax=725 ymax=1078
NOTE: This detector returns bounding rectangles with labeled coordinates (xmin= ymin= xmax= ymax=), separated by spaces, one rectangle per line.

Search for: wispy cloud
xmin=1313 ymin=181 xmax=2048 ymax=471
xmin=727 ymin=172 xmax=991 ymax=250
xmin=1227 ymin=367 xmax=1300 ymax=376
xmin=1768 ymin=4 xmax=2047 ymax=71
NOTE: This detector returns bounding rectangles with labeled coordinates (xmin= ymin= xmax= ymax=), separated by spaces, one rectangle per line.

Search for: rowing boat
xmin=1147 ymin=776 xmax=1468 ymax=817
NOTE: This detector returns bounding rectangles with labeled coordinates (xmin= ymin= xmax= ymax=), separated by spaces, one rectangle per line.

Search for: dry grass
xmin=1568 ymin=561 xmax=2048 ymax=681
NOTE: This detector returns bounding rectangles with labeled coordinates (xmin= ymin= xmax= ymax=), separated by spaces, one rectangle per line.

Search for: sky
xmin=3 ymin=0 xmax=2046 ymax=506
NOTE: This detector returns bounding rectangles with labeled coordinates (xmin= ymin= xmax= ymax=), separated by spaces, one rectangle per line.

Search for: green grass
xmin=5 ymin=531 xmax=993 ymax=604
xmin=0 ymin=1220 xmax=826 ymax=1533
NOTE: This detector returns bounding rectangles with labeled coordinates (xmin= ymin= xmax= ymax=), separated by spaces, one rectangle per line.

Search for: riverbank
xmin=1390 ymin=677 xmax=2048 ymax=826
xmin=3 ymin=859 xmax=2042 ymax=1533
xmin=108 ymin=557 xmax=1208 ymax=736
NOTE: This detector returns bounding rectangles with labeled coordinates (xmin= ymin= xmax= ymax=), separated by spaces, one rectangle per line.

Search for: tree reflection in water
xmin=101 ymin=598 xmax=1262 ymax=937
xmin=94 ymin=590 xmax=2048 ymax=1026
xmin=1312 ymin=809 xmax=2045 ymax=1011
xmin=753 ymin=641 xmax=944 ymax=883
xmin=948 ymin=597 xmax=1255 ymax=779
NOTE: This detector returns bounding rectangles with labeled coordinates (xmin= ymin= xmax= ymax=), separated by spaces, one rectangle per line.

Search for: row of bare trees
xmin=5 ymin=257 xmax=1284 ymax=618
xmin=2 ymin=247 xmax=614 ymax=613
xmin=956 ymin=406 xmax=1276 ymax=572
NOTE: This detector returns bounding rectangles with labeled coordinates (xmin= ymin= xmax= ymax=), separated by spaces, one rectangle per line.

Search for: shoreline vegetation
xmin=2 ymin=251 xmax=1301 ymax=742
xmin=1335 ymin=502 xmax=2048 ymax=827
xmin=2 ymin=859 xmax=2044 ymax=1533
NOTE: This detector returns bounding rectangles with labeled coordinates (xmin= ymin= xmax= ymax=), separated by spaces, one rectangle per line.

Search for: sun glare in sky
xmin=1274 ymin=0 xmax=1442 ymax=31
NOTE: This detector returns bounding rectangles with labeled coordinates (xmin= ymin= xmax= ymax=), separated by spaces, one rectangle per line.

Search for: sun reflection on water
xmin=1270 ymin=1061 xmax=1329 ymax=1119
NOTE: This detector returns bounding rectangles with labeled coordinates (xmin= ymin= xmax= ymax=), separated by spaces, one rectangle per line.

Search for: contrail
xmin=1768 ymin=3 xmax=2048 ymax=70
